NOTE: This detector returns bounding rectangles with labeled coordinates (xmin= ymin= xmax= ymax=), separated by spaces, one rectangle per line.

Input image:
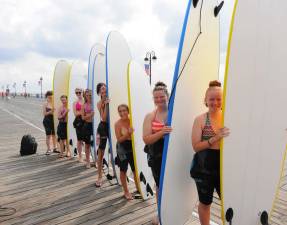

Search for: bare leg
xmin=59 ymin=140 xmax=64 ymax=157
xmin=57 ymin=139 xmax=61 ymax=152
xmin=46 ymin=135 xmax=51 ymax=150
xmin=198 ymin=203 xmax=211 ymax=225
xmin=52 ymin=135 xmax=57 ymax=149
xmin=120 ymin=171 xmax=133 ymax=200
xmin=85 ymin=144 xmax=91 ymax=168
xmin=77 ymin=140 xmax=83 ymax=162
xmin=96 ymin=149 xmax=104 ymax=186
xmin=65 ymin=139 xmax=71 ymax=158
xmin=152 ymin=186 xmax=160 ymax=225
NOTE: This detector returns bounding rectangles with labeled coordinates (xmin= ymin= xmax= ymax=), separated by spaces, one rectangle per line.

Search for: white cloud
xmin=0 ymin=0 xmax=235 ymax=94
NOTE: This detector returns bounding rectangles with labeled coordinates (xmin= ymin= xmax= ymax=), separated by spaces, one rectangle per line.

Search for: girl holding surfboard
xmin=81 ymin=89 xmax=94 ymax=169
xmin=114 ymin=104 xmax=140 ymax=200
xmin=72 ymin=88 xmax=84 ymax=162
xmin=42 ymin=91 xmax=57 ymax=155
xmin=143 ymin=82 xmax=172 ymax=225
xmin=191 ymin=80 xmax=229 ymax=225
xmin=95 ymin=83 xmax=110 ymax=187
xmin=57 ymin=95 xmax=71 ymax=158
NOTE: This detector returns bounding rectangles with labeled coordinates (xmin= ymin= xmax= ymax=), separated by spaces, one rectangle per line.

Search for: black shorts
xmin=97 ymin=121 xmax=109 ymax=150
xmin=75 ymin=127 xmax=84 ymax=141
xmin=151 ymin=157 xmax=162 ymax=188
xmin=119 ymin=151 xmax=135 ymax=172
xmin=82 ymin=122 xmax=93 ymax=145
xmin=117 ymin=140 xmax=135 ymax=172
xmin=43 ymin=115 xmax=55 ymax=135
xmin=57 ymin=122 xmax=67 ymax=140
xmin=150 ymin=138 xmax=164 ymax=188
xmin=195 ymin=172 xmax=220 ymax=205
xmin=194 ymin=150 xmax=220 ymax=205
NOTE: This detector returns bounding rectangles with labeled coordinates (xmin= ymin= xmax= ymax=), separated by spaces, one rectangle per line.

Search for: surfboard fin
xmin=74 ymin=148 xmax=77 ymax=156
xmin=193 ymin=0 xmax=199 ymax=8
xmin=139 ymin=172 xmax=146 ymax=185
xmin=69 ymin=139 xmax=73 ymax=146
xmin=225 ymin=208 xmax=233 ymax=225
xmin=106 ymin=173 xmax=113 ymax=180
xmin=260 ymin=211 xmax=269 ymax=225
xmin=102 ymin=158 xmax=108 ymax=168
xmin=146 ymin=183 xmax=154 ymax=196
xmin=214 ymin=1 xmax=224 ymax=17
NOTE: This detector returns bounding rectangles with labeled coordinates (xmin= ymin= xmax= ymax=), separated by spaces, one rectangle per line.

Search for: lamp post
xmin=13 ymin=82 xmax=16 ymax=97
xmin=23 ymin=81 xmax=27 ymax=97
xmin=144 ymin=51 xmax=157 ymax=85
xmin=39 ymin=77 xmax=43 ymax=98
xmin=6 ymin=84 xmax=10 ymax=99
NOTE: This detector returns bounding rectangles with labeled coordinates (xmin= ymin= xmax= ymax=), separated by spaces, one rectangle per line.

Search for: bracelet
xmin=207 ymin=139 xmax=212 ymax=146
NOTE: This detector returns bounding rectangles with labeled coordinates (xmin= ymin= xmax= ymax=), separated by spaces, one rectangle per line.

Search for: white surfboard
xmin=221 ymin=1 xmax=287 ymax=225
xmin=67 ymin=61 xmax=87 ymax=157
xmin=127 ymin=61 xmax=155 ymax=200
xmin=106 ymin=31 xmax=133 ymax=185
xmin=91 ymin=45 xmax=113 ymax=174
xmin=87 ymin=43 xmax=106 ymax=162
xmin=159 ymin=0 xmax=221 ymax=224
xmin=53 ymin=60 xmax=71 ymax=141
xmin=88 ymin=44 xmax=106 ymax=90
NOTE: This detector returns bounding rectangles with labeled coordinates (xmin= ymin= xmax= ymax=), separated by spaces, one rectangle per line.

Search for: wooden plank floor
xmin=0 ymin=98 xmax=159 ymax=225
xmin=0 ymin=97 xmax=286 ymax=225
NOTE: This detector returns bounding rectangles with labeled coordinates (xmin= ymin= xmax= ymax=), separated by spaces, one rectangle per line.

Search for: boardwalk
xmin=0 ymin=97 xmax=286 ymax=225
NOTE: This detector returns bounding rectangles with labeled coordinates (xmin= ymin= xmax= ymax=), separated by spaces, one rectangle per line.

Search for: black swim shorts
xmin=57 ymin=122 xmax=67 ymax=140
xmin=82 ymin=122 xmax=93 ymax=145
xmin=97 ymin=121 xmax=109 ymax=150
xmin=43 ymin=115 xmax=55 ymax=135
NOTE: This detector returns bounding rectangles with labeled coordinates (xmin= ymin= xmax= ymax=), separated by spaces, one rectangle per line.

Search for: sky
xmin=0 ymin=0 xmax=234 ymax=94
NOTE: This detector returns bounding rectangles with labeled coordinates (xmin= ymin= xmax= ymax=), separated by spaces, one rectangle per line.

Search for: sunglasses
xmin=76 ymin=92 xmax=82 ymax=94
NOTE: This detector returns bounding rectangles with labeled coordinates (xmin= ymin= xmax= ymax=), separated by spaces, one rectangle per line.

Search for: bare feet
xmin=151 ymin=216 xmax=159 ymax=225
xmin=95 ymin=179 xmax=102 ymax=187
xmin=66 ymin=151 xmax=71 ymax=158
xmin=124 ymin=192 xmax=133 ymax=200
xmin=86 ymin=163 xmax=91 ymax=169
xmin=78 ymin=157 xmax=84 ymax=163
xmin=45 ymin=150 xmax=52 ymax=155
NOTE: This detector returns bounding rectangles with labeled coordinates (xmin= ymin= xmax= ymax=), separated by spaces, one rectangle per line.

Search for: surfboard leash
xmin=168 ymin=0 xmax=225 ymax=108
xmin=168 ymin=0 xmax=204 ymax=107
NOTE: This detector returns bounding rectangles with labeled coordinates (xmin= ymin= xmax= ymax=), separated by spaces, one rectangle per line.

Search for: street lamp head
xmin=152 ymin=55 xmax=157 ymax=61
xmin=144 ymin=57 xmax=149 ymax=62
